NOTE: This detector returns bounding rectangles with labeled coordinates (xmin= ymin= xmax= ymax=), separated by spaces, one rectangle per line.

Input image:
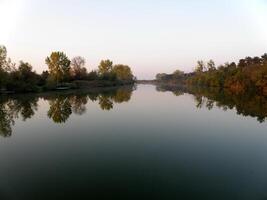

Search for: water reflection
xmin=156 ymin=84 xmax=267 ymax=123
xmin=0 ymin=96 xmax=39 ymax=137
xmin=0 ymin=86 xmax=135 ymax=137
xmin=47 ymin=96 xmax=72 ymax=123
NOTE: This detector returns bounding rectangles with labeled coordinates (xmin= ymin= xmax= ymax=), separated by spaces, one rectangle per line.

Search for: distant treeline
xmin=156 ymin=53 xmax=267 ymax=95
xmin=0 ymin=45 xmax=135 ymax=93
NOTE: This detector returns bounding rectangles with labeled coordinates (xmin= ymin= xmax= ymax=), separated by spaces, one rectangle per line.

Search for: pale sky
xmin=0 ymin=0 xmax=267 ymax=79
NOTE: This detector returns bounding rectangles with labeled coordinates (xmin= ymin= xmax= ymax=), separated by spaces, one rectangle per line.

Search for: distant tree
xmin=0 ymin=46 xmax=7 ymax=68
xmin=0 ymin=46 xmax=15 ymax=88
xmin=87 ymin=70 xmax=98 ymax=80
xmin=172 ymin=69 xmax=184 ymax=79
xmin=70 ymin=56 xmax=87 ymax=80
xmin=45 ymin=52 xmax=71 ymax=84
xmin=195 ymin=60 xmax=205 ymax=73
xmin=229 ymin=62 xmax=237 ymax=69
xmin=261 ymin=54 xmax=267 ymax=64
xmin=18 ymin=61 xmax=33 ymax=74
xmin=244 ymin=57 xmax=253 ymax=66
xmin=6 ymin=61 xmax=39 ymax=92
xmin=252 ymin=57 xmax=262 ymax=65
xmin=0 ymin=46 xmax=7 ymax=88
xmin=39 ymin=70 xmax=49 ymax=85
xmin=173 ymin=69 xmax=184 ymax=76
xmin=98 ymin=60 xmax=113 ymax=75
xmin=238 ymin=59 xmax=246 ymax=68
xmin=207 ymin=60 xmax=216 ymax=71
xmin=112 ymin=64 xmax=133 ymax=81
xmin=156 ymin=73 xmax=167 ymax=81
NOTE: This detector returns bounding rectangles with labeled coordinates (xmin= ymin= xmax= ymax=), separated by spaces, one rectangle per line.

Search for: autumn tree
xmin=112 ymin=64 xmax=133 ymax=81
xmin=45 ymin=52 xmax=71 ymax=84
xmin=98 ymin=59 xmax=113 ymax=75
xmin=70 ymin=56 xmax=87 ymax=80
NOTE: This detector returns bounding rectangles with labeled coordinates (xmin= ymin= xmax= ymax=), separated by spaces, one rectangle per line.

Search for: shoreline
xmin=0 ymin=80 xmax=136 ymax=96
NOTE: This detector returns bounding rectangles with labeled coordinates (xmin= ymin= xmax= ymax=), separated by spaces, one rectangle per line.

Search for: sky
xmin=0 ymin=0 xmax=267 ymax=79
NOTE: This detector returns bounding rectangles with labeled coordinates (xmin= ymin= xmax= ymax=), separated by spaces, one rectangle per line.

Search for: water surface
xmin=0 ymin=84 xmax=267 ymax=200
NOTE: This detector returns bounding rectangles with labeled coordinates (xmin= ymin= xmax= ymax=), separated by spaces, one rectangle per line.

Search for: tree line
xmin=0 ymin=45 xmax=135 ymax=93
xmin=156 ymin=53 xmax=267 ymax=95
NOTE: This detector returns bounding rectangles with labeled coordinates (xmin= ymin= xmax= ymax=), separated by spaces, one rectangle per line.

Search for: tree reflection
xmin=98 ymin=95 xmax=113 ymax=110
xmin=8 ymin=96 xmax=38 ymax=121
xmin=156 ymin=84 xmax=184 ymax=96
xmin=45 ymin=86 xmax=134 ymax=122
xmin=156 ymin=84 xmax=267 ymax=123
xmin=0 ymin=96 xmax=38 ymax=137
xmin=0 ymin=101 xmax=14 ymax=137
xmin=47 ymin=96 xmax=72 ymax=123
xmin=0 ymin=85 xmax=135 ymax=137
xmin=194 ymin=95 xmax=204 ymax=109
xmin=112 ymin=88 xmax=132 ymax=103
xmin=70 ymin=95 xmax=88 ymax=115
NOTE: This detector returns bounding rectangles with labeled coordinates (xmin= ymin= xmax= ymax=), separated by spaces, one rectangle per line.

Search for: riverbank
xmin=0 ymin=80 xmax=135 ymax=95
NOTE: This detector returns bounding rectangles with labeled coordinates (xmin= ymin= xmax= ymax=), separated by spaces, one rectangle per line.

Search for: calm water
xmin=0 ymin=84 xmax=267 ymax=200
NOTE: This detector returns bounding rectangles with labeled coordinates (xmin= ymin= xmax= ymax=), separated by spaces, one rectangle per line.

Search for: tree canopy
xmin=98 ymin=59 xmax=113 ymax=75
xmin=112 ymin=64 xmax=133 ymax=81
xmin=45 ymin=52 xmax=71 ymax=84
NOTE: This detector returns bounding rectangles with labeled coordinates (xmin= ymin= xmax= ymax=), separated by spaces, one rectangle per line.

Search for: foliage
xmin=98 ymin=60 xmax=113 ymax=75
xmin=70 ymin=56 xmax=87 ymax=80
xmin=0 ymin=45 xmax=135 ymax=93
xmin=187 ymin=54 xmax=267 ymax=94
xmin=45 ymin=52 xmax=71 ymax=84
xmin=112 ymin=64 xmax=133 ymax=81
xmin=156 ymin=53 xmax=267 ymax=96
xmin=6 ymin=61 xmax=40 ymax=92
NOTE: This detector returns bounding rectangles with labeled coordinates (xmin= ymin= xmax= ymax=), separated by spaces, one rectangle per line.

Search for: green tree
xmin=45 ymin=52 xmax=71 ymax=84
